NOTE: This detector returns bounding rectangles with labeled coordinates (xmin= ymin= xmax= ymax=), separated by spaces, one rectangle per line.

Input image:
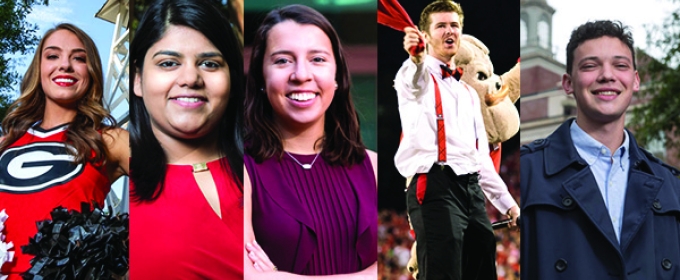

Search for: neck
xmin=275 ymin=116 xmax=324 ymax=154
xmin=42 ymin=102 xmax=77 ymax=129
xmin=154 ymin=128 xmax=221 ymax=165
xmin=574 ymin=115 xmax=626 ymax=153
xmin=427 ymin=50 xmax=453 ymax=65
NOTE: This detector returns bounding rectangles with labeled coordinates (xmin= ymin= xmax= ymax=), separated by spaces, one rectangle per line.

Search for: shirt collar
xmin=425 ymin=55 xmax=456 ymax=79
xmin=570 ymin=121 xmax=629 ymax=167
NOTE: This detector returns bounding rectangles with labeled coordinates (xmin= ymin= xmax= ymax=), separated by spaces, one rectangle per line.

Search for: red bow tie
xmin=441 ymin=64 xmax=463 ymax=81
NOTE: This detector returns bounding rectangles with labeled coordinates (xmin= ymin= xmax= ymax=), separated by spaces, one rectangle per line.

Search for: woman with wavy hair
xmin=244 ymin=4 xmax=377 ymax=279
xmin=0 ymin=23 xmax=129 ymax=279
xmin=128 ymin=0 xmax=244 ymax=278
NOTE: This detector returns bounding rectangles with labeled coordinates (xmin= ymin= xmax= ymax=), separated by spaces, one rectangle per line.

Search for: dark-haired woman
xmin=244 ymin=4 xmax=377 ymax=279
xmin=128 ymin=0 xmax=244 ymax=278
xmin=0 ymin=23 xmax=129 ymax=279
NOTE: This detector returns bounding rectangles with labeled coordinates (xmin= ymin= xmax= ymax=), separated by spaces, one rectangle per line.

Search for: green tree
xmin=631 ymin=1 xmax=680 ymax=160
xmin=0 ymin=0 xmax=49 ymax=94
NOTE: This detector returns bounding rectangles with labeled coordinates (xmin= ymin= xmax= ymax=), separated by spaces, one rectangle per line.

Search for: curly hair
xmin=244 ymin=4 xmax=366 ymax=166
xmin=0 ymin=23 xmax=115 ymax=165
xmin=566 ymin=20 xmax=636 ymax=74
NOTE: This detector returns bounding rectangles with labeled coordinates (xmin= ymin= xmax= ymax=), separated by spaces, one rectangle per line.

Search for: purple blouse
xmin=245 ymin=152 xmax=377 ymax=275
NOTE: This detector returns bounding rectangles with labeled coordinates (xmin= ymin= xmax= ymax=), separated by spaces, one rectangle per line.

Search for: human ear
xmin=562 ymin=73 xmax=574 ymax=95
xmin=133 ymin=69 xmax=143 ymax=97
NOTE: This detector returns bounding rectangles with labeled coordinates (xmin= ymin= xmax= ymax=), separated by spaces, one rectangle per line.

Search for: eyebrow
xmin=43 ymin=46 xmax=86 ymax=53
xmin=198 ymin=52 xmax=223 ymax=59
xmin=435 ymin=21 xmax=460 ymax=25
xmin=152 ymin=50 xmax=223 ymax=59
xmin=269 ymin=49 xmax=332 ymax=57
xmin=152 ymin=50 xmax=181 ymax=58
xmin=578 ymin=55 xmax=632 ymax=64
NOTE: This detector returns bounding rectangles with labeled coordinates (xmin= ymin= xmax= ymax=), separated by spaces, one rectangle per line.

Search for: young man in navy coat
xmin=521 ymin=20 xmax=680 ymax=279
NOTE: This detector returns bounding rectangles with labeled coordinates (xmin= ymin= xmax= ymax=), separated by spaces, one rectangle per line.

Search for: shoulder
xmin=640 ymin=148 xmax=680 ymax=177
xmin=366 ymin=149 xmax=378 ymax=186
xmin=521 ymin=138 xmax=550 ymax=157
xmin=102 ymin=127 xmax=128 ymax=140
xmin=366 ymin=149 xmax=377 ymax=164
xmin=103 ymin=127 xmax=129 ymax=157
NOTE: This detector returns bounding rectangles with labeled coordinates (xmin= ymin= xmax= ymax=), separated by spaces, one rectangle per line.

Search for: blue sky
xmin=10 ymin=0 xmax=114 ymax=97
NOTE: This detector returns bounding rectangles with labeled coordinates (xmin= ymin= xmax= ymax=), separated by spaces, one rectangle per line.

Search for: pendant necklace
xmin=285 ymin=151 xmax=320 ymax=170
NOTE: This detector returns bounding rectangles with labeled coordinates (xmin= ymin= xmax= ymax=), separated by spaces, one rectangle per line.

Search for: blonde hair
xmin=0 ymin=23 xmax=115 ymax=164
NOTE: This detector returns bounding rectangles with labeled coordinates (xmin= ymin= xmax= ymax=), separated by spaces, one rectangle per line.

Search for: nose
xmin=58 ymin=56 xmax=72 ymax=72
xmin=597 ymin=64 xmax=615 ymax=83
xmin=290 ymin=62 xmax=312 ymax=83
xmin=177 ymin=65 xmax=204 ymax=88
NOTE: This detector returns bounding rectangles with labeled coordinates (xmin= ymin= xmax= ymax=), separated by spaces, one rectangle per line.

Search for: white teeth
xmin=289 ymin=93 xmax=316 ymax=101
xmin=175 ymin=97 xmax=202 ymax=103
xmin=54 ymin=78 xmax=75 ymax=83
xmin=596 ymin=91 xmax=617 ymax=96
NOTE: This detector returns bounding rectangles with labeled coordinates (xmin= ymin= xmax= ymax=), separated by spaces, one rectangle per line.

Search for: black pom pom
xmin=20 ymin=202 xmax=129 ymax=279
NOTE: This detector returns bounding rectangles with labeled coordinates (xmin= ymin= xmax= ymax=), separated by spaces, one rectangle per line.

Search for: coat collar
xmin=544 ymin=119 xmax=657 ymax=177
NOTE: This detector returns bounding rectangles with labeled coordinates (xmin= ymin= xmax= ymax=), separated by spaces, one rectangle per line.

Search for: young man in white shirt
xmin=394 ymin=1 xmax=520 ymax=279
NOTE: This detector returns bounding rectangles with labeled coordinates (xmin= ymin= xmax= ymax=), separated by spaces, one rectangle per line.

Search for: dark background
xmin=377 ymin=0 xmax=520 ymax=211
xmin=244 ymin=1 xmax=378 ymax=151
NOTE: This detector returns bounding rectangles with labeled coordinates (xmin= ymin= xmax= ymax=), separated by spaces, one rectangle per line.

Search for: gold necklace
xmin=192 ymin=162 xmax=209 ymax=173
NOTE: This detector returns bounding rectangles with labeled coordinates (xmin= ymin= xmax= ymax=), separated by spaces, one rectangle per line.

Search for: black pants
xmin=407 ymin=165 xmax=496 ymax=280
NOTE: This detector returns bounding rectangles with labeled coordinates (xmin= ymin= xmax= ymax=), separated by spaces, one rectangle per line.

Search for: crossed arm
xmin=243 ymin=151 xmax=378 ymax=279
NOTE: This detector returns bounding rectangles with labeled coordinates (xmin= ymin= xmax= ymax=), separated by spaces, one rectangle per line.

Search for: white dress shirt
xmin=393 ymin=55 xmax=517 ymax=214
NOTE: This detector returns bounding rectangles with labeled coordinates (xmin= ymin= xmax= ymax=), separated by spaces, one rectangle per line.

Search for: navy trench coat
xmin=520 ymin=119 xmax=680 ymax=280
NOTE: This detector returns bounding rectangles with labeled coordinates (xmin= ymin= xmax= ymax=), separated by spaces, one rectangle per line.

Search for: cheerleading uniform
xmin=0 ymin=124 xmax=110 ymax=279
xmin=130 ymin=158 xmax=244 ymax=279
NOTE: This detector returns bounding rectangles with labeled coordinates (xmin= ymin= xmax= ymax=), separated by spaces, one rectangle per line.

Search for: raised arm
xmin=395 ymin=27 xmax=430 ymax=100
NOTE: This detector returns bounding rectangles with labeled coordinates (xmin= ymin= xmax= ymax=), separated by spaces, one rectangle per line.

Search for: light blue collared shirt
xmin=570 ymin=121 xmax=630 ymax=243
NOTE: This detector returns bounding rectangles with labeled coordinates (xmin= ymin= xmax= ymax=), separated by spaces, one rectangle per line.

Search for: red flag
xmin=377 ymin=0 xmax=424 ymax=56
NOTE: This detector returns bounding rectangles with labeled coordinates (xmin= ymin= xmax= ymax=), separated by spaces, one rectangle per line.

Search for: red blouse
xmin=130 ymin=158 xmax=243 ymax=279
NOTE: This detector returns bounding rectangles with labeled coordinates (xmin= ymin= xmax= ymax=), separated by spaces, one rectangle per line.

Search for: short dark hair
xmin=566 ymin=20 xmax=636 ymax=74
xmin=245 ymin=4 xmax=366 ymax=166
xmin=418 ymin=0 xmax=464 ymax=34
xmin=130 ymin=0 xmax=244 ymax=201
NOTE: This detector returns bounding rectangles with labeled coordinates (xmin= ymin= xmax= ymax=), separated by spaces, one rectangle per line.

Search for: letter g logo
xmin=0 ymin=142 xmax=83 ymax=193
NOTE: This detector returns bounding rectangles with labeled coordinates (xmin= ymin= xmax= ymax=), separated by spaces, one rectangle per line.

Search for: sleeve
xmin=394 ymin=58 xmax=429 ymax=101
xmin=470 ymin=85 xmax=518 ymax=214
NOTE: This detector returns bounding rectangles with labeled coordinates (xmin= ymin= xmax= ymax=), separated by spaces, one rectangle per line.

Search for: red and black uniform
xmin=0 ymin=124 xmax=109 ymax=279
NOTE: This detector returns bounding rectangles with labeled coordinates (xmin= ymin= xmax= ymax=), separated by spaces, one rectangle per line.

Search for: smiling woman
xmin=0 ymin=23 xmax=129 ymax=279
xmin=128 ymin=0 xmax=244 ymax=278
xmin=243 ymin=4 xmax=378 ymax=279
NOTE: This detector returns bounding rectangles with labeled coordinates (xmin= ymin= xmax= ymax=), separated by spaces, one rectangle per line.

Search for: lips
xmin=286 ymin=90 xmax=318 ymax=108
xmin=169 ymin=95 xmax=208 ymax=108
xmin=593 ymin=90 xmax=618 ymax=96
xmin=287 ymin=92 xmax=317 ymax=102
xmin=592 ymin=89 xmax=620 ymax=101
xmin=52 ymin=75 xmax=78 ymax=87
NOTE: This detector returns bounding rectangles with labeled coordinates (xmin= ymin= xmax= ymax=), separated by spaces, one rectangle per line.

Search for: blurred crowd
xmin=379 ymin=151 xmax=521 ymax=280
